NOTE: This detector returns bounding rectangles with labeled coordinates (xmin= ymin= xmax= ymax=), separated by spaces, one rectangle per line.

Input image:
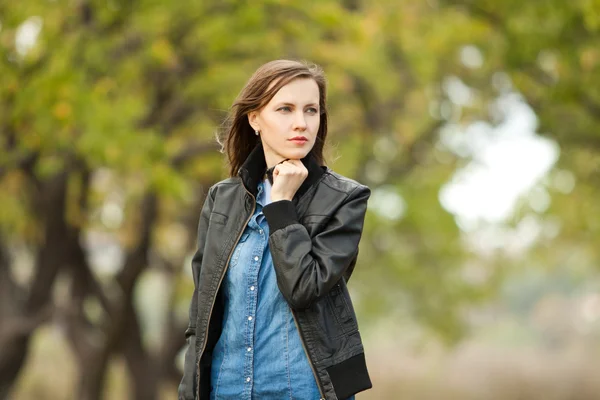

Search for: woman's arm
xmin=178 ymin=186 xmax=215 ymax=400
xmin=263 ymin=184 xmax=370 ymax=310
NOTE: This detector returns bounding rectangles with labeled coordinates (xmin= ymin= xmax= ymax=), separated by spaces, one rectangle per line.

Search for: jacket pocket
xmin=326 ymin=283 xmax=358 ymax=336
xmin=300 ymin=286 xmax=361 ymax=364
xmin=209 ymin=211 xmax=228 ymax=225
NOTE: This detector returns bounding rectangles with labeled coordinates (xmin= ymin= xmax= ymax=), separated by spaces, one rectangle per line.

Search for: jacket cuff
xmin=263 ymin=200 xmax=299 ymax=233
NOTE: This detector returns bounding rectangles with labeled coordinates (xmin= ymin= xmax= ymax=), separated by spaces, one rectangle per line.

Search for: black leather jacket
xmin=178 ymin=143 xmax=372 ymax=400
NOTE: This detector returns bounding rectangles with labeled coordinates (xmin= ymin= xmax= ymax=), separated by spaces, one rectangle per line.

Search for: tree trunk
xmin=121 ymin=301 xmax=158 ymax=400
xmin=75 ymin=351 xmax=111 ymax=400
xmin=0 ymin=173 xmax=69 ymax=398
xmin=0 ymin=335 xmax=30 ymax=400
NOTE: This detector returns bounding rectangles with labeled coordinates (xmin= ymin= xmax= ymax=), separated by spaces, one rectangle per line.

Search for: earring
xmin=255 ymin=130 xmax=260 ymax=136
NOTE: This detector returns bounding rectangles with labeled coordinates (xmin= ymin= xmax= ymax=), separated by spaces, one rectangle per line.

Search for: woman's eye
xmin=278 ymin=106 xmax=291 ymax=112
xmin=306 ymin=107 xmax=318 ymax=114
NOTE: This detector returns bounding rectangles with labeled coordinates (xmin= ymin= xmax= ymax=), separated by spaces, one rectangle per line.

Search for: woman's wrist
xmin=271 ymin=192 xmax=294 ymax=202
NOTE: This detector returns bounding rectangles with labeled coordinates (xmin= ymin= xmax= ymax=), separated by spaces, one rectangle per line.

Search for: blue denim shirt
xmin=210 ymin=179 xmax=328 ymax=400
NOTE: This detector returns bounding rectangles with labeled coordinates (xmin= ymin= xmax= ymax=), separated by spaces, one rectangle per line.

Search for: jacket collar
xmin=238 ymin=141 xmax=326 ymax=199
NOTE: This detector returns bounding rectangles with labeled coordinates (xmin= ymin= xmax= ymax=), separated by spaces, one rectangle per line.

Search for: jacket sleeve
xmin=262 ymin=184 xmax=370 ymax=310
xmin=178 ymin=186 xmax=215 ymax=400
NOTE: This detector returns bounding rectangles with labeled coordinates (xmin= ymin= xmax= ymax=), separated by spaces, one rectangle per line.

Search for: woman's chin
xmin=282 ymin=148 xmax=312 ymax=160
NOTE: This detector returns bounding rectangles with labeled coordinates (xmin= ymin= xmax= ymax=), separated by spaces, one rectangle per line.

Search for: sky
xmin=366 ymin=74 xmax=563 ymax=257
xmin=439 ymin=91 xmax=560 ymax=229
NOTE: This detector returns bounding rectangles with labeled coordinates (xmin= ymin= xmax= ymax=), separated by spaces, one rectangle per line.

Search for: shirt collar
xmin=256 ymin=180 xmax=266 ymax=206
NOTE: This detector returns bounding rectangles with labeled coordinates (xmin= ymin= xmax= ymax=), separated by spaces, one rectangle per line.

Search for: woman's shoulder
xmin=321 ymin=168 xmax=370 ymax=196
xmin=204 ymin=177 xmax=242 ymax=199
xmin=212 ymin=176 xmax=241 ymax=188
xmin=208 ymin=176 xmax=242 ymax=193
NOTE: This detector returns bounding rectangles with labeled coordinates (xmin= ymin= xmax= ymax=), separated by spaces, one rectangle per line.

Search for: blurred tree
xmin=1 ymin=0 xmax=599 ymax=399
xmin=433 ymin=0 xmax=600 ymax=291
xmin=436 ymin=0 xmax=600 ymax=227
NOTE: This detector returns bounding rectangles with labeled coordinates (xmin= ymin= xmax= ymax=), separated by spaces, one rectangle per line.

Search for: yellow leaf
xmin=53 ymin=101 xmax=72 ymax=120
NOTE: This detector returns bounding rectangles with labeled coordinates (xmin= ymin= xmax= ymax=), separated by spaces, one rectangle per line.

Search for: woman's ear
xmin=248 ymin=112 xmax=260 ymax=132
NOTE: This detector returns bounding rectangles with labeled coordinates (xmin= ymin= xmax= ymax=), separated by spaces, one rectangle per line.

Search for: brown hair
xmin=219 ymin=59 xmax=328 ymax=177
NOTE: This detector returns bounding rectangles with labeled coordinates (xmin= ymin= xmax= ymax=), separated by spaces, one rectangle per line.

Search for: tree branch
xmin=170 ymin=141 xmax=221 ymax=169
xmin=25 ymin=171 xmax=70 ymax=313
xmin=116 ymin=192 xmax=158 ymax=297
xmin=387 ymin=120 xmax=445 ymax=178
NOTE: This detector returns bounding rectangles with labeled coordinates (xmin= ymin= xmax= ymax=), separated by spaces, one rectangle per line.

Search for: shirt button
xmin=248 ymin=316 xmax=252 ymax=321
xmin=259 ymin=229 xmax=263 ymax=234
xmin=246 ymin=377 xmax=251 ymax=382
xmin=250 ymin=286 xmax=255 ymax=291
xmin=247 ymin=347 xmax=252 ymax=352
xmin=254 ymin=256 xmax=259 ymax=261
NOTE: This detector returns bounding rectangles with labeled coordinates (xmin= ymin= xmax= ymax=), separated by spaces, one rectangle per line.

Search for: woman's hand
xmin=270 ymin=160 xmax=308 ymax=202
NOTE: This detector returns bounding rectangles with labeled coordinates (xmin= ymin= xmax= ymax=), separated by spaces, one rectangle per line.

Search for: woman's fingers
xmin=274 ymin=160 xmax=307 ymax=177
xmin=271 ymin=160 xmax=309 ymax=201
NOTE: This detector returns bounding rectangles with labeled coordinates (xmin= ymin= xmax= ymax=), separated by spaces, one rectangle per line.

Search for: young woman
xmin=178 ymin=59 xmax=372 ymax=400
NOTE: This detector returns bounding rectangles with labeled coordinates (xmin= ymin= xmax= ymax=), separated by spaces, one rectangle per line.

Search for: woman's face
xmin=249 ymin=78 xmax=320 ymax=168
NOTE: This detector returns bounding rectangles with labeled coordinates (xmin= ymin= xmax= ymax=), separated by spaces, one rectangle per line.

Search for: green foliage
xmin=1 ymin=0 xmax=599 ymax=352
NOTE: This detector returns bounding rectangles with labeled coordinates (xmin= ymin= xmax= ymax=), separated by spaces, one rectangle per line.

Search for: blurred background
xmin=1 ymin=0 xmax=600 ymax=399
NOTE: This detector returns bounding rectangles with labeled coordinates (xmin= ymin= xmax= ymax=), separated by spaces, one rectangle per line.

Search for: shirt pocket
xmin=229 ymin=232 xmax=250 ymax=269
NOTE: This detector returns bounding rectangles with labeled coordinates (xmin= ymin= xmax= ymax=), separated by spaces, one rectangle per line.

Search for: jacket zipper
xmin=291 ymin=309 xmax=327 ymax=400
xmin=196 ymin=191 xmax=255 ymax=400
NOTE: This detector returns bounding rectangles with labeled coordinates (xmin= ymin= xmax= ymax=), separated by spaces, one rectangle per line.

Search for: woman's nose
xmin=293 ymin=111 xmax=307 ymax=130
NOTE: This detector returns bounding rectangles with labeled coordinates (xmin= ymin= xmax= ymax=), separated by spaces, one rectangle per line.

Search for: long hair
xmin=218 ymin=59 xmax=328 ymax=177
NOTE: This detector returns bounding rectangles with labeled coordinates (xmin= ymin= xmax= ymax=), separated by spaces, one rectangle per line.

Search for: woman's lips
xmin=289 ymin=136 xmax=308 ymax=144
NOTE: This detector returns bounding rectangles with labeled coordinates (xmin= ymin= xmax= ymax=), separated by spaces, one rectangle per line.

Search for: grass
xmin=11 ymin=325 xmax=600 ymax=399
